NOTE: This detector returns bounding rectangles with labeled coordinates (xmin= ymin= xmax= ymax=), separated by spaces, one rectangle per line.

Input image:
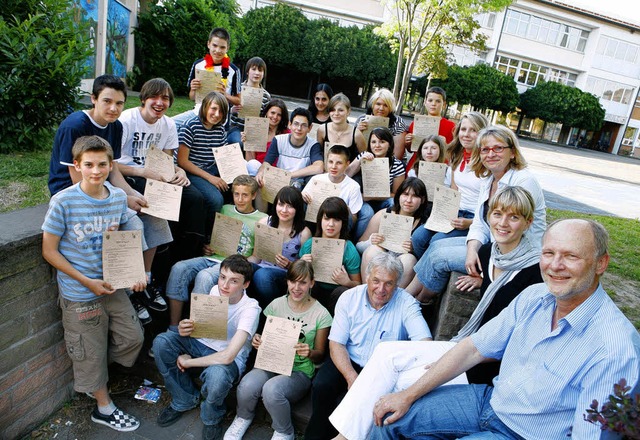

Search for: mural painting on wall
xmin=73 ymin=0 xmax=98 ymax=78
xmin=106 ymin=0 xmax=130 ymax=77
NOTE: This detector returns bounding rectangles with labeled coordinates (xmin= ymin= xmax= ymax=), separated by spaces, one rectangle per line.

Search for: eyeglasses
xmin=480 ymin=145 xmax=512 ymax=155
xmin=291 ymin=122 xmax=309 ymax=129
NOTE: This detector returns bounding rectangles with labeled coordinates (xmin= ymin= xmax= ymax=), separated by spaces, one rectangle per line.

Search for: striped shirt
xmin=472 ymin=283 xmax=640 ymax=440
xmin=41 ymin=182 xmax=128 ymax=302
xmin=355 ymin=113 xmax=407 ymax=136
xmin=179 ymin=115 xmax=227 ymax=169
xmin=355 ymin=152 xmax=405 ymax=187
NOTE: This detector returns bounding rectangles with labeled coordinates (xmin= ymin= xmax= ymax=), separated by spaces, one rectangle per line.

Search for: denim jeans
xmin=369 ymin=384 xmax=524 ymax=440
xmin=194 ymin=263 xmax=221 ymax=294
xmin=187 ymin=164 xmax=225 ymax=237
xmin=236 ymin=368 xmax=311 ymax=435
xmin=251 ymin=266 xmax=288 ymax=309
xmin=165 ymin=257 xmax=218 ymax=301
xmin=411 ymin=209 xmax=474 ymax=259
xmin=172 ymin=109 xmax=196 ymax=133
xmin=414 ymin=236 xmax=467 ymax=293
xmin=227 ymin=126 xmax=244 ymax=149
xmin=152 ymin=331 xmax=239 ymax=426
xmin=352 ymin=202 xmax=375 ymax=242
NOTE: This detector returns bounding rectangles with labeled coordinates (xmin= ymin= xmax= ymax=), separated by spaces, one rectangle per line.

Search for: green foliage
xmin=0 ymin=0 xmax=91 ymax=153
xmin=133 ymin=0 xmax=239 ymax=95
xmin=585 ymin=378 xmax=640 ymax=438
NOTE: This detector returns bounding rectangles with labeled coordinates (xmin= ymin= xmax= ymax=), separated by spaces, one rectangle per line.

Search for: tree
xmin=380 ymin=0 xmax=512 ymax=113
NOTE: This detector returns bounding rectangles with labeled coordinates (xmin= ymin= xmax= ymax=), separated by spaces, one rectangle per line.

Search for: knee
xmin=262 ymin=379 xmax=285 ymax=404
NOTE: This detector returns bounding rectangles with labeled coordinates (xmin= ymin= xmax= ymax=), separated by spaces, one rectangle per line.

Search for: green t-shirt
xmin=299 ymin=238 xmax=361 ymax=291
xmin=207 ymin=204 xmax=267 ymax=261
xmin=264 ymin=295 xmax=332 ymax=378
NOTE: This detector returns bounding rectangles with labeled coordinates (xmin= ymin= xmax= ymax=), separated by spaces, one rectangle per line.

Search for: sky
xmin=560 ymin=0 xmax=640 ymax=25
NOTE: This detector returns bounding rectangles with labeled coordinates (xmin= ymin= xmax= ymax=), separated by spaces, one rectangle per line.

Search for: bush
xmin=585 ymin=378 xmax=640 ymax=439
xmin=0 ymin=0 xmax=91 ymax=153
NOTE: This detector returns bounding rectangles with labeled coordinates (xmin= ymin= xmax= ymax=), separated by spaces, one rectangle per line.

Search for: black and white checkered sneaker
xmin=91 ymin=406 xmax=140 ymax=432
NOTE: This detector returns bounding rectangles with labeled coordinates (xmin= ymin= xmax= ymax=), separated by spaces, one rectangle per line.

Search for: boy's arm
xmin=290 ymin=142 xmax=324 ymax=179
xmin=108 ymin=162 xmax=148 ymax=211
xmin=180 ymin=329 xmax=250 ymax=368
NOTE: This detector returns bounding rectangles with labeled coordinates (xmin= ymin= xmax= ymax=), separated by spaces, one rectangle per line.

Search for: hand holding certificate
xmin=102 ymin=231 xmax=146 ymax=289
xmin=311 ymin=238 xmax=345 ymax=284
xmin=144 ymin=145 xmax=175 ymax=181
xmin=410 ymin=115 xmax=441 ymax=151
xmin=260 ymin=164 xmax=291 ymax=203
xmin=418 ymin=161 xmax=448 ymax=201
xmin=303 ymin=180 xmax=340 ymax=222
xmin=141 ymin=179 xmax=183 ymax=221
xmin=425 ymin=184 xmax=461 ymax=233
xmin=195 ymin=69 xmax=222 ymax=104
xmin=212 ymin=143 xmax=247 ymax=184
xmin=361 ymin=115 xmax=389 ymax=144
xmin=254 ymin=315 xmax=302 ymax=376
xmin=378 ymin=213 xmax=413 ymax=254
xmin=189 ymin=293 xmax=228 ymax=340
xmin=254 ymin=223 xmax=285 ymax=264
xmin=237 ymin=87 xmax=263 ymax=118
xmin=244 ymin=117 xmax=269 ymax=152
xmin=361 ymin=158 xmax=390 ymax=198
xmin=209 ymin=213 xmax=243 ymax=257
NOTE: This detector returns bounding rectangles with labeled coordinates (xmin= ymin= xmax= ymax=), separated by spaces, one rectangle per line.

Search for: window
xmin=504 ymin=9 xmax=589 ymax=53
xmin=586 ymin=76 xmax=635 ymax=104
xmin=495 ymin=56 xmax=576 ymax=87
xmin=597 ymin=36 xmax=640 ymax=64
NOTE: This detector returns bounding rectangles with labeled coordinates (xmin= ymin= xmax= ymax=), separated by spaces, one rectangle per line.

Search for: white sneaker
xmin=270 ymin=431 xmax=294 ymax=440
xmin=223 ymin=416 xmax=253 ymax=440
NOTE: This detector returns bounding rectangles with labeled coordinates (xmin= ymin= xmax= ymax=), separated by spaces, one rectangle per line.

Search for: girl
xmin=407 ymin=134 xmax=447 ymax=178
xmin=355 ymin=88 xmax=407 ymax=160
xmin=316 ymin=93 xmax=366 ymax=161
xmin=357 ymin=178 xmax=430 ymax=288
xmin=245 ymin=98 xmax=290 ymax=174
xmin=226 ymin=260 xmax=332 ymax=440
xmin=249 ymin=186 xmax=312 ymax=308
xmin=308 ymin=83 xmax=334 ymax=124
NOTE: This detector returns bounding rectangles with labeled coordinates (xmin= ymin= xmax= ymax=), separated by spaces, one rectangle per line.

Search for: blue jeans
xmin=370 ymin=384 xmax=524 ymax=439
xmin=414 ymin=236 xmax=467 ymax=293
xmin=165 ymin=257 xmax=218 ymax=301
xmin=187 ymin=164 xmax=225 ymax=237
xmin=194 ymin=263 xmax=221 ymax=294
xmin=227 ymin=126 xmax=244 ymax=149
xmin=251 ymin=265 xmax=288 ymax=309
xmin=411 ymin=209 xmax=474 ymax=259
xmin=152 ymin=331 xmax=239 ymax=426
xmin=172 ymin=109 xmax=196 ymax=133
xmin=352 ymin=202 xmax=375 ymax=242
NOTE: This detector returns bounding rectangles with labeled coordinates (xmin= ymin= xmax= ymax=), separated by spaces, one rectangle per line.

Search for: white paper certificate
xmin=144 ymin=146 xmax=175 ymax=181
xmin=361 ymin=115 xmax=389 ymax=143
xmin=361 ymin=158 xmax=390 ymax=198
xmin=195 ymin=69 xmax=222 ymax=104
xmin=102 ymin=230 xmax=146 ymax=289
xmin=254 ymin=315 xmax=302 ymax=376
xmin=418 ymin=161 xmax=448 ymax=202
xmin=260 ymin=164 xmax=291 ymax=204
xmin=189 ymin=293 xmax=228 ymax=340
xmin=212 ymin=143 xmax=248 ymax=184
xmin=254 ymin=223 xmax=285 ymax=264
xmin=425 ymin=184 xmax=461 ymax=233
xmin=209 ymin=213 xmax=243 ymax=257
xmin=238 ymin=87 xmax=264 ymax=118
xmin=411 ymin=115 xmax=441 ymax=151
xmin=244 ymin=117 xmax=269 ymax=152
xmin=311 ymin=238 xmax=345 ymax=284
xmin=378 ymin=213 xmax=413 ymax=254
xmin=140 ymin=179 xmax=183 ymax=222
xmin=303 ymin=180 xmax=340 ymax=223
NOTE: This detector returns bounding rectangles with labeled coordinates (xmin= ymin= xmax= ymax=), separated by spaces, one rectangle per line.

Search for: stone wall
xmin=432 ymin=272 xmax=482 ymax=341
xmin=0 ymin=205 xmax=74 ymax=439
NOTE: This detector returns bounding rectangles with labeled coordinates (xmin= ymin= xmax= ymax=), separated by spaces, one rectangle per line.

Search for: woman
xmin=226 ymin=260 xmax=332 ymax=440
xmin=245 ymin=98 xmax=289 ymax=175
xmin=406 ymin=134 xmax=446 ymax=178
xmin=299 ymin=197 xmax=361 ymax=314
xmin=411 ymin=112 xmax=489 ymax=259
xmin=347 ymin=127 xmax=405 ymax=212
xmin=407 ymin=125 xmax=546 ymax=303
xmin=177 ymin=91 xmax=229 ymax=235
xmin=249 ymin=186 xmax=312 ymax=308
xmin=355 ymin=89 xmax=407 ymax=159
xmin=317 ymin=93 xmax=366 ymax=161
xmin=308 ymin=83 xmax=334 ymax=124
xmin=329 ymin=185 xmax=543 ymax=440
xmin=357 ymin=178 xmax=430 ymax=288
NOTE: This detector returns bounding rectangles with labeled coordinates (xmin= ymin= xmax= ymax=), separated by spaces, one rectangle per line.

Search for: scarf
xmin=452 ymin=235 xmax=540 ymax=342
xmin=459 ymin=149 xmax=472 ymax=171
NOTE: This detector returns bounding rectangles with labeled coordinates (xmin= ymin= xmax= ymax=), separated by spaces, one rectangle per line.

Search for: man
xmin=305 ymin=252 xmax=431 ymax=440
xmin=370 ymin=219 xmax=640 ymax=440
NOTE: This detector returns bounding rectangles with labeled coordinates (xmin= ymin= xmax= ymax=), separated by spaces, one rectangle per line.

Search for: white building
xmin=452 ymin=0 xmax=640 ymax=156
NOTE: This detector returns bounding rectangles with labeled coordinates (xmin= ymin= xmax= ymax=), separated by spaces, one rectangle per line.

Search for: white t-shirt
xmin=118 ymin=107 xmax=178 ymax=167
xmin=303 ymin=173 xmax=363 ymax=215
xmin=445 ymin=161 xmax=484 ymax=212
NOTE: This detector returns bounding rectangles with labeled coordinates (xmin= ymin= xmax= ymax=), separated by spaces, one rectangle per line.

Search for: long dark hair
xmin=367 ymin=127 xmax=395 ymax=170
xmin=392 ymin=177 xmax=430 ymax=223
xmin=308 ymin=83 xmax=333 ymax=120
xmin=260 ymin=98 xmax=289 ymax=135
xmin=269 ymin=186 xmax=306 ymax=238
xmin=315 ymin=197 xmax=350 ymax=240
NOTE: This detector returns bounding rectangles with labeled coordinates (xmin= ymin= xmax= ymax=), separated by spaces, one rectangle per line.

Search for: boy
xmin=255 ymin=107 xmax=323 ymax=190
xmin=164 ymin=175 xmax=266 ymax=330
xmin=42 ymin=136 xmax=144 ymax=432
xmin=173 ymin=27 xmax=242 ymax=129
xmin=153 ymin=255 xmax=261 ymax=440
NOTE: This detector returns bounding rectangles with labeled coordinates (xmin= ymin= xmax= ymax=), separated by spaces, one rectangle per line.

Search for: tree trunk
xmin=393 ymin=38 xmax=406 ymax=98
xmin=516 ymin=112 xmax=524 ymax=135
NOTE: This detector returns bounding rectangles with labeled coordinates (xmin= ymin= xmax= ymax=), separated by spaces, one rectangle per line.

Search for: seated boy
xmin=165 ymin=175 xmax=266 ymax=330
xmin=255 ymin=107 xmax=323 ymax=190
xmin=42 ymin=136 xmax=145 ymax=432
xmin=152 ymin=255 xmax=261 ymax=440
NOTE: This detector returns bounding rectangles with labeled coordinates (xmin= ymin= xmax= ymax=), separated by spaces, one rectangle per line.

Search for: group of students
xmin=40 ymin=24 xmax=640 ymax=440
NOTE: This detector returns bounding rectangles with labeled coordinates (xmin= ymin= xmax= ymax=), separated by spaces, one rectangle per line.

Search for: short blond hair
xmin=367 ymin=89 xmax=396 ymax=115
xmin=471 ymin=125 xmax=527 ymax=178
xmin=487 ymin=186 xmax=535 ymax=223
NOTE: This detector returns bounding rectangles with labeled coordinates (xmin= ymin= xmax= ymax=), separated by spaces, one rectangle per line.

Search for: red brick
xmin=25 ymin=345 xmax=56 ymax=375
xmin=0 ymin=364 xmax=26 ymax=394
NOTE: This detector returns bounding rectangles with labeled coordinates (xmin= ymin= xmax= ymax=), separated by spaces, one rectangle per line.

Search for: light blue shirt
xmin=472 ymin=283 xmax=640 ymax=440
xmin=329 ymin=284 xmax=431 ymax=367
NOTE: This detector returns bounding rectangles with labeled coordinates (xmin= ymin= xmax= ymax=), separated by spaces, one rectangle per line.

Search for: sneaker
xmin=142 ymin=284 xmax=168 ymax=312
xmin=157 ymin=405 xmax=185 ymax=427
xmin=131 ymin=296 xmax=152 ymax=325
xmin=270 ymin=431 xmax=294 ymax=440
xmin=223 ymin=416 xmax=253 ymax=440
xmin=203 ymin=423 xmax=223 ymax=440
xmin=91 ymin=407 xmax=140 ymax=432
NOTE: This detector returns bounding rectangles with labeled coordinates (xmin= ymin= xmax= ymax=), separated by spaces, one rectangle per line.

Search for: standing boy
xmin=42 ymin=136 xmax=145 ymax=432
xmin=153 ymin=255 xmax=261 ymax=440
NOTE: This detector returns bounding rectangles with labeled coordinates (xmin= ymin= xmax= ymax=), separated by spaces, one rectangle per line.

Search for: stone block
xmin=0 ymin=282 xmax=57 ymax=325
xmin=0 ymin=322 xmax=63 ymax=374
xmin=0 ymin=314 xmax=29 ymax=351
xmin=0 ymin=263 xmax=52 ymax=304
xmin=0 ymin=235 xmax=44 ymax=280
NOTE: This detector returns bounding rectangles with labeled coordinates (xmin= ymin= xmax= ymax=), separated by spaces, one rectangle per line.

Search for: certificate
xmin=361 ymin=158 xmax=390 ymax=198
xmin=303 ymin=180 xmax=340 ymax=223
xmin=260 ymin=164 xmax=291 ymax=203
xmin=140 ymin=179 xmax=183 ymax=222
xmin=254 ymin=223 xmax=285 ymax=264
xmin=378 ymin=212 xmax=413 ymax=254
xmin=311 ymin=238 xmax=345 ymax=284
xmin=243 ymin=117 xmax=269 ymax=152
xmin=410 ymin=115 xmax=441 ymax=151
xmin=189 ymin=293 xmax=228 ymax=340
xmin=418 ymin=161 xmax=448 ymax=201
xmin=195 ymin=69 xmax=222 ymax=104
xmin=425 ymin=184 xmax=461 ymax=233
xmin=144 ymin=145 xmax=175 ymax=181
xmin=102 ymin=230 xmax=146 ymax=289
xmin=209 ymin=213 xmax=243 ymax=257
xmin=361 ymin=115 xmax=389 ymax=143
xmin=254 ymin=315 xmax=302 ymax=376
xmin=238 ymin=87 xmax=263 ymax=118
xmin=212 ymin=143 xmax=247 ymax=184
